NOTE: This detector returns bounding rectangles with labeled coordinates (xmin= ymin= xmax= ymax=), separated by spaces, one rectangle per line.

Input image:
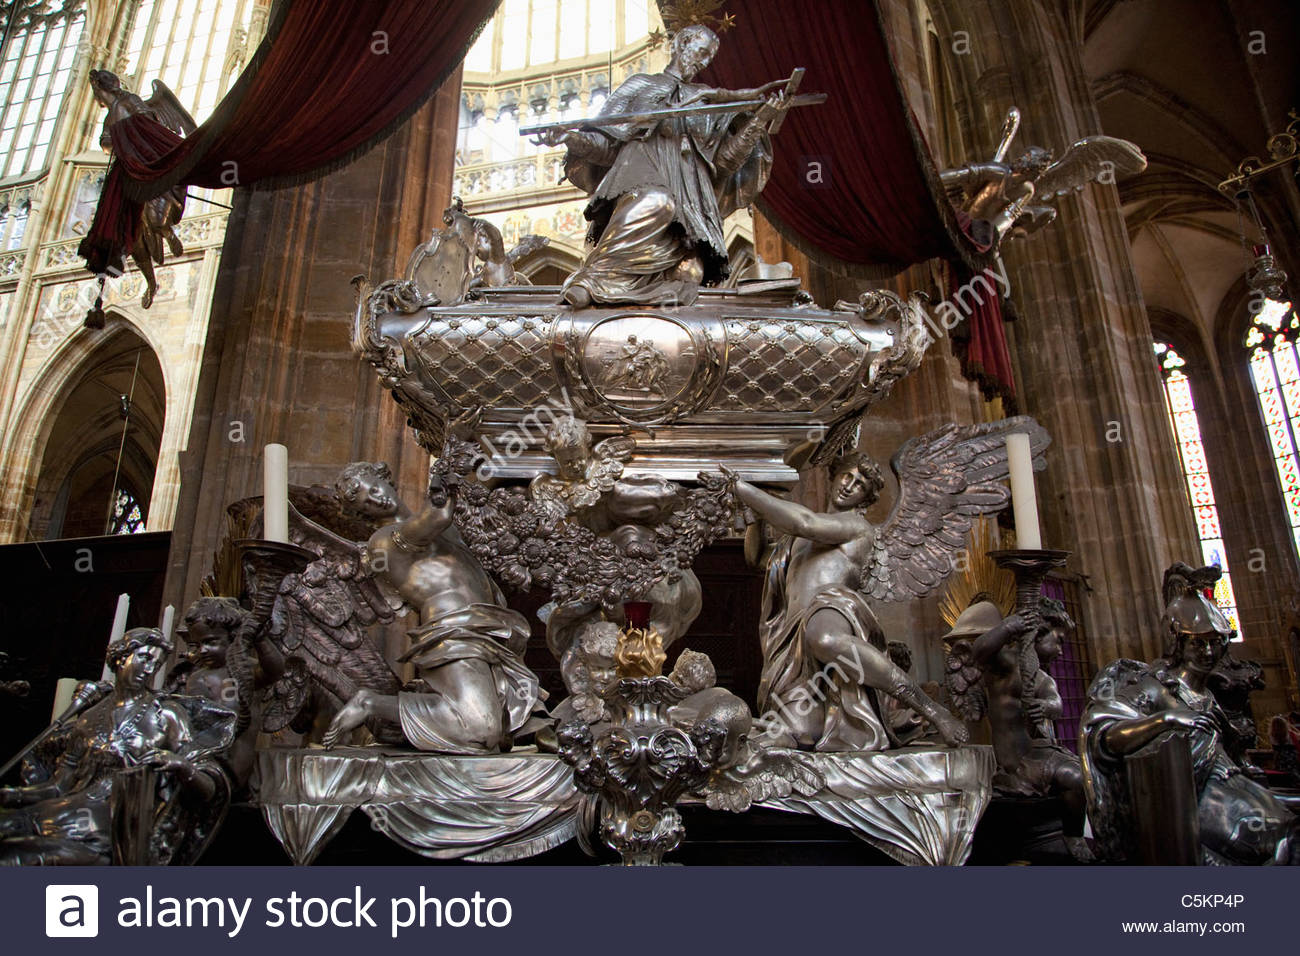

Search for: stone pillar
xmin=931 ymin=0 xmax=1201 ymax=663
xmin=164 ymin=75 xmax=463 ymax=608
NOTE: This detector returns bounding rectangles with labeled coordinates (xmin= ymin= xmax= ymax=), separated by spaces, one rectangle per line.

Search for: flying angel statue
xmin=941 ymin=106 xmax=1147 ymax=250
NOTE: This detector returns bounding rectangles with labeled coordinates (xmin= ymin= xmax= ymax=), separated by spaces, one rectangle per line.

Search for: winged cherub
xmin=81 ymin=69 xmax=197 ymax=309
xmin=320 ymin=428 xmax=545 ymax=754
xmin=941 ymin=106 xmax=1146 ymax=250
xmin=721 ymin=417 xmax=1050 ymax=752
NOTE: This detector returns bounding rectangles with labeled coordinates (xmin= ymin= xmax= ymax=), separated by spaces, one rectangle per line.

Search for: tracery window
xmin=122 ymin=0 xmax=255 ymax=122
xmin=1153 ymin=342 xmax=1242 ymax=634
xmin=109 ymin=488 xmax=146 ymax=535
xmin=0 ymin=0 xmax=86 ymax=180
xmin=1244 ymin=297 xmax=1300 ymax=567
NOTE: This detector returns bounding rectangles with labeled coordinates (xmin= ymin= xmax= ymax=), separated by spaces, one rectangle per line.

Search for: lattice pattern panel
xmin=413 ymin=314 xmax=556 ymax=410
xmin=717 ymin=318 xmax=864 ymax=413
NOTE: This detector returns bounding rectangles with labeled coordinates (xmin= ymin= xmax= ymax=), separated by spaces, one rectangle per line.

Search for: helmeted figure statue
xmin=1081 ymin=563 xmax=1299 ymax=864
xmin=533 ymin=24 xmax=789 ymax=307
xmin=0 ymin=627 xmax=234 ymax=866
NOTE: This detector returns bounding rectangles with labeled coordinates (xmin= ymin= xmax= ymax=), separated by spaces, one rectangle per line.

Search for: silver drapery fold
xmin=256 ymin=749 xmax=579 ymax=864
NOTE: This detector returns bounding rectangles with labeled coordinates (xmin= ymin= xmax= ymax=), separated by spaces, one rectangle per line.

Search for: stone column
xmin=164 ymin=75 xmax=463 ymax=608
xmin=930 ymin=0 xmax=1201 ymax=663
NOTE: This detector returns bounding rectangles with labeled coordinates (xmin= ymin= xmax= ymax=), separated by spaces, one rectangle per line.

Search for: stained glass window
xmin=1245 ymin=298 xmax=1300 ymax=566
xmin=1153 ymin=342 xmax=1242 ymax=636
xmin=0 ymin=0 xmax=86 ymax=180
xmin=109 ymin=489 xmax=145 ymax=535
xmin=122 ymin=0 xmax=253 ymax=123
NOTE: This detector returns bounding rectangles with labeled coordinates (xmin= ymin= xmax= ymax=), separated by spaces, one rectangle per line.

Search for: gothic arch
xmin=515 ymin=240 xmax=582 ymax=286
xmin=0 ymin=313 xmax=166 ymax=541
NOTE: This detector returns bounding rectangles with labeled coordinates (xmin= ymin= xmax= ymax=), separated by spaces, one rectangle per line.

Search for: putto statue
xmin=1081 ymin=563 xmax=1299 ymax=864
xmin=168 ymin=597 xmax=269 ymax=789
xmin=79 ymin=69 xmax=196 ymax=309
xmin=528 ymin=25 xmax=818 ymax=307
xmin=0 ymin=627 xmax=234 ymax=866
xmin=724 ymin=418 xmax=1050 ymax=751
xmin=319 ymin=443 xmax=547 ymax=753
xmin=941 ymin=106 xmax=1146 ymax=251
xmin=943 ymin=597 xmax=1089 ymax=855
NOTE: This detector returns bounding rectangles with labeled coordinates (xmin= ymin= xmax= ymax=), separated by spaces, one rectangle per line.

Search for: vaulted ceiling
xmin=1082 ymin=0 xmax=1300 ymax=362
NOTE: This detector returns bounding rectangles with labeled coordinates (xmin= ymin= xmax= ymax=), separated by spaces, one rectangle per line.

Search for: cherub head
xmin=335 ymin=461 xmax=399 ymax=518
xmin=830 ymin=453 xmax=885 ymax=512
xmin=107 ymin=626 xmax=173 ymax=689
xmin=669 ymin=649 xmax=716 ymax=695
xmin=545 ymin=418 xmax=594 ymax=481
xmin=178 ymin=597 xmax=248 ymax=668
xmin=1011 ymin=146 xmax=1054 ymax=178
xmin=1034 ymin=597 xmax=1074 ymax=666
xmin=669 ymin=24 xmax=720 ymax=80
xmin=88 ymin=69 xmax=121 ymax=107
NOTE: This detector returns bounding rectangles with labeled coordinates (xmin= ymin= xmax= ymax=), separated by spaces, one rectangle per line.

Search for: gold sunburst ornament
xmin=937 ymin=516 xmax=1016 ymax=628
xmin=648 ymin=1 xmax=736 ymax=48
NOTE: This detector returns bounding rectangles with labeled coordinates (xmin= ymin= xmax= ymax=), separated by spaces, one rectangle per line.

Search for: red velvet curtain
xmin=701 ymin=0 xmax=982 ymax=274
xmin=81 ymin=0 xmax=498 ymax=274
xmin=126 ymin=0 xmax=500 ymax=197
xmin=702 ymin=0 xmax=1014 ymax=401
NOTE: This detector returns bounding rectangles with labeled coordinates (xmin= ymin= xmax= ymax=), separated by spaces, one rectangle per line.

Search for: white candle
xmin=264 ymin=443 xmax=289 ymax=543
xmin=102 ymin=592 xmax=130 ymax=681
xmin=1006 ymin=432 xmax=1042 ymax=550
xmin=51 ymin=677 xmax=79 ymax=722
xmin=155 ymin=605 xmax=176 ymax=690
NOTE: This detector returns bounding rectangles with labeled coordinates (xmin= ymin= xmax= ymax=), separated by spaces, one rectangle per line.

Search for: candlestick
xmin=160 ymin=604 xmax=175 ymax=642
xmin=1005 ymin=432 xmax=1041 ymax=550
xmin=264 ymin=443 xmax=289 ymax=543
xmin=102 ymin=592 xmax=129 ymax=681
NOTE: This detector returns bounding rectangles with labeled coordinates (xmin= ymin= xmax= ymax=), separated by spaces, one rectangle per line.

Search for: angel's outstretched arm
xmin=939 ymin=162 xmax=1003 ymax=191
xmin=732 ymin=479 xmax=866 ymax=545
xmin=395 ymin=499 xmax=454 ymax=550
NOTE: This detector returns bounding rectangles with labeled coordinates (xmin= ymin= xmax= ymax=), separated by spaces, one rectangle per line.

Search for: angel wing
xmin=258 ymin=502 xmax=402 ymax=731
xmin=859 ymin=416 xmax=1051 ymax=603
xmin=701 ymin=745 xmax=825 ymax=813
xmin=1033 ymin=136 xmax=1146 ymax=201
xmin=144 ymin=79 xmax=197 ymax=137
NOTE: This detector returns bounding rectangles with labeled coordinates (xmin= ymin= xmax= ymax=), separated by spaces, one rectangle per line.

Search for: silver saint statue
xmin=530 ymin=25 xmax=795 ymax=307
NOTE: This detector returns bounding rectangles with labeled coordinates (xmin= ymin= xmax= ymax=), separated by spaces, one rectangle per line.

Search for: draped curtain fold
xmin=701 ymin=0 xmax=1013 ymax=401
xmin=80 ymin=0 xmax=499 ymax=274
xmin=129 ymin=0 xmax=500 ymax=197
